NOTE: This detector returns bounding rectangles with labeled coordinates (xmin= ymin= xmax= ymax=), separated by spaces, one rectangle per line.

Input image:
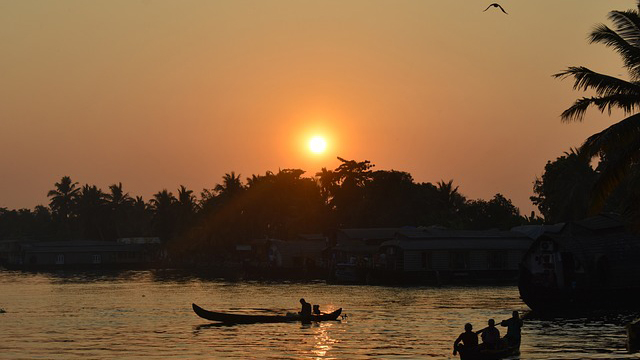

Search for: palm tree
xmin=76 ymin=184 xmax=107 ymax=240
xmin=214 ymin=172 xmax=245 ymax=200
xmin=554 ymin=1 xmax=640 ymax=211
xmin=47 ymin=176 xmax=80 ymax=220
xmin=105 ymin=182 xmax=134 ymax=238
xmin=177 ymin=185 xmax=197 ymax=214
xmin=149 ymin=189 xmax=177 ymax=241
xmin=47 ymin=176 xmax=80 ymax=238
xmin=435 ymin=180 xmax=466 ymax=227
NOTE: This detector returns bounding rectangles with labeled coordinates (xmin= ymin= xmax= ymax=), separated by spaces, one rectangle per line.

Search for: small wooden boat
xmin=192 ymin=303 xmax=342 ymax=324
xmin=457 ymin=342 xmax=520 ymax=360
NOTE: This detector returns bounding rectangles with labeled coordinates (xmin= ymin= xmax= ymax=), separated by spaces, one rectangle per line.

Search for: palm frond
xmin=553 ymin=66 xmax=640 ymax=96
xmin=607 ymin=10 xmax=640 ymax=48
xmin=590 ymin=24 xmax=640 ymax=78
xmin=560 ymin=94 xmax=640 ymax=122
xmin=581 ymin=112 xmax=640 ymax=157
xmin=588 ymin=138 xmax=640 ymax=213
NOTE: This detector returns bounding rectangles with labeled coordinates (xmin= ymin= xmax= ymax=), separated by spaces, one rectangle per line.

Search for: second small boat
xmin=192 ymin=303 xmax=343 ymax=324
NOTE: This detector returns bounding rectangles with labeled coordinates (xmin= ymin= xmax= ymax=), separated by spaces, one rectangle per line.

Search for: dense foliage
xmin=554 ymin=0 xmax=640 ymax=219
xmin=0 ymin=158 xmax=528 ymax=258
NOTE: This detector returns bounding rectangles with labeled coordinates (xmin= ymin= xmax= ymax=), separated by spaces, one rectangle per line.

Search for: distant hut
xmin=518 ymin=214 xmax=640 ymax=312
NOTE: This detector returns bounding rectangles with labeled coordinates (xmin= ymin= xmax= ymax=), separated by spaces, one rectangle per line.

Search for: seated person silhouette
xmin=299 ymin=298 xmax=311 ymax=322
xmin=477 ymin=319 xmax=501 ymax=350
xmin=453 ymin=323 xmax=479 ymax=356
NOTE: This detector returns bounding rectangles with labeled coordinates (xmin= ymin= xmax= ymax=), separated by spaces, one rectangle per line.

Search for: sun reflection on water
xmin=311 ymin=323 xmax=338 ymax=359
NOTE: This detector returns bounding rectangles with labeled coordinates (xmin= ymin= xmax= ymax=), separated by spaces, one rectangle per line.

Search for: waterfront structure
xmin=377 ymin=227 xmax=532 ymax=284
xmin=234 ymin=234 xmax=328 ymax=279
xmin=518 ymin=214 xmax=640 ymax=312
xmin=0 ymin=239 xmax=164 ymax=269
xmin=327 ymin=227 xmax=532 ymax=284
xmin=328 ymin=228 xmax=399 ymax=283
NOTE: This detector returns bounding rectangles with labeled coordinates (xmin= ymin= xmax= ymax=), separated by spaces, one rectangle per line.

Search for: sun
xmin=309 ymin=136 xmax=327 ymax=154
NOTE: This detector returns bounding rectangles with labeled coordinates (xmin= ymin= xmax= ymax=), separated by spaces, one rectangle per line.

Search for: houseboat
xmin=518 ymin=214 xmax=640 ymax=312
xmin=1 ymin=238 xmax=164 ymax=270
xmin=376 ymin=227 xmax=533 ymax=284
xmin=327 ymin=227 xmax=533 ymax=285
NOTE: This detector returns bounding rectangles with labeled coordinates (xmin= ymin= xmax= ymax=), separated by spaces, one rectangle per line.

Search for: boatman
xmin=299 ymin=298 xmax=312 ymax=322
xmin=477 ymin=319 xmax=501 ymax=349
xmin=500 ymin=311 xmax=523 ymax=347
xmin=453 ymin=323 xmax=478 ymax=356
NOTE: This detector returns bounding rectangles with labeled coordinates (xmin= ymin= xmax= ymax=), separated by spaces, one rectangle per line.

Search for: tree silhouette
xmin=555 ymin=1 xmax=640 ymax=213
xmin=47 ymin=176 xmax=80 ymax=220
xmin=215 ymin=172 xmax=245 ymax=200
xmin=76 ymin=184 xmax=107 ymax=240
xmin=435 ymin=180 xmax=466 ymax=227
xmin=47 ymin=176 xmax=80 ymax=239
xmin=531 ymin=149 xmax=597 ymax=223
xmin=149 ymin=189 xmax=177 ymax=242
xmin=105 ymin=182 xmax=134 ymax=238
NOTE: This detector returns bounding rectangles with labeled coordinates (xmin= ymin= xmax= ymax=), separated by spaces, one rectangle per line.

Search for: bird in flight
xmin=484 ymin=3 xmax=508 ymax=14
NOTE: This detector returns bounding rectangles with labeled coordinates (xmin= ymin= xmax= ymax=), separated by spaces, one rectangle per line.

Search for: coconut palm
xmin=76 ymin=184 xmax=107 ymax=240
xmin=149 ymin=189 xmax=177 ymax=241
xmin=105 ymin=182 xmax=134 ymax=238
xmin=214 ymin=172 xmax=245 ymax=200
xmin=47 ymin=176 xmax=80 ymax=220
xmin=554 ymin=1 xmax=640 ymax=211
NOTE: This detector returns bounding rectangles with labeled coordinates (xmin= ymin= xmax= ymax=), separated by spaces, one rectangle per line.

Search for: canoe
xmin=192 ymin=303 xmax=342 ymax=324
xmin=457 ymin=342 xmax=520 ymax=360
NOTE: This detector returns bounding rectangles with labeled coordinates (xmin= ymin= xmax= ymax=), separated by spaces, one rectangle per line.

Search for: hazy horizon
xmin=1 ymin=0 xmax=635 ymax=214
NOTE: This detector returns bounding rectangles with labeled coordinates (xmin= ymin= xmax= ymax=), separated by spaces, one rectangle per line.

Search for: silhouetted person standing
xmin=453 ymin=323 xmax=479 ymax=356
xmin=500 ymin=311 xmax=523 ymax=347
xmin=478 ymin=319 xmax=501 ymax=349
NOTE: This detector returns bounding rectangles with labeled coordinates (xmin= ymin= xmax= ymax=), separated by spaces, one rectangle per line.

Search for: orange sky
xmin=0 ymin=0 xmax=634 ymax=214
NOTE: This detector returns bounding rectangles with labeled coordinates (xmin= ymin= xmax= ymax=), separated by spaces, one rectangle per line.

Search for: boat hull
xmin=457 ymin=343 xmax=520 ymax=360
xmin=192 ymin=303 xmax=342 ymax=324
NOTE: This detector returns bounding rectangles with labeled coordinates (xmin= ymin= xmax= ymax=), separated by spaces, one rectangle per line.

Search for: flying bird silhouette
xmin=484 ymin=3 xmax=508 ymax=14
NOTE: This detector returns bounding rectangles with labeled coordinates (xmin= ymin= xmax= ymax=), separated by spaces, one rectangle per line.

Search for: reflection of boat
xmin=192 ymin=303 xmax=342 ymax=324
xmin=457 ymin=342 xmax=520 ymax=360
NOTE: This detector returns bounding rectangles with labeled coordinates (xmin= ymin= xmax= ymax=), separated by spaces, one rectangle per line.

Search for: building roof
xmin=380 ymin=238 xmax=533 ymax=251
xmin=396 ymin=227 xmax=530 ymax=240
xmin=573 ymin=213 xmax=625 ymax=231
xmin=511 ymin=224 xmax=565 ymax=240
xmin=20 ymin=240 xmax=144 ymax=253
xmin=296 ymin=233 xmax=326 ymax=242
xmin=337 ymin=228 xmax=402 ymax=240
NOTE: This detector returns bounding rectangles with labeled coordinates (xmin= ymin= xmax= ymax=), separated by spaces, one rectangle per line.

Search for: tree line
xmin=533 ymin=1 xmax=640 ymax=227
xmin=0 ymin=157 xmax=534 ymax=259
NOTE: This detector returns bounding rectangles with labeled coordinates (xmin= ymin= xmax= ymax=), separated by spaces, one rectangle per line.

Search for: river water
xmin=0 ymin=270 xmax=637 ymax=359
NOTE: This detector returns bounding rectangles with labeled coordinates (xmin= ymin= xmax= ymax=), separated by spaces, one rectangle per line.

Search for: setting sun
xmin=309 ymin=136 xmax=327 ymax=154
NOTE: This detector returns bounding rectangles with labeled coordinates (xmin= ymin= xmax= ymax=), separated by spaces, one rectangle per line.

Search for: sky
xmin=0 ymin=0 xmax=636 ymax=215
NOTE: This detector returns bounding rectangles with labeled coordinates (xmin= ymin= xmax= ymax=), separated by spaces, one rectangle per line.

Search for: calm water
xmin=0 ymin=270 xmax=637 ymax=359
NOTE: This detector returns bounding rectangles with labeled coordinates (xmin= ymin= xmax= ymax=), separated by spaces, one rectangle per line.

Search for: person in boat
xmin=500 ymin=311 xmax=523 ymax=347
xmin=453 ymin=323 xmax=478 ymax=356
xmin=299 ymin=298 xmax=312 ymax=321
xmin=477 ymin=319 xmax=501 ymax=349
xmin=313 ymin=304 xmax=321 ymax=315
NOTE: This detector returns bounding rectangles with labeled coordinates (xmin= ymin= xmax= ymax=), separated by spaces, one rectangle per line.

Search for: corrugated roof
xmin=337 ymin=228 xmax=401 ymax=240
xmin=21 ymin=241 xmax=143 ymax=253
xmin=575 ymin=213 xmax=625 ymax=231
xmin=511 ymin=224 xmax=565 ymax=239
xmin=397 ymin=227 xmax=530 ymax=240
xmin=380 ymin=238 xmax=533 ymax=250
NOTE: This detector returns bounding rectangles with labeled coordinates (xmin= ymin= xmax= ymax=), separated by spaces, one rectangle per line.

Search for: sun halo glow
xmin=309 ymin=136 xmax=327 ymax=154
